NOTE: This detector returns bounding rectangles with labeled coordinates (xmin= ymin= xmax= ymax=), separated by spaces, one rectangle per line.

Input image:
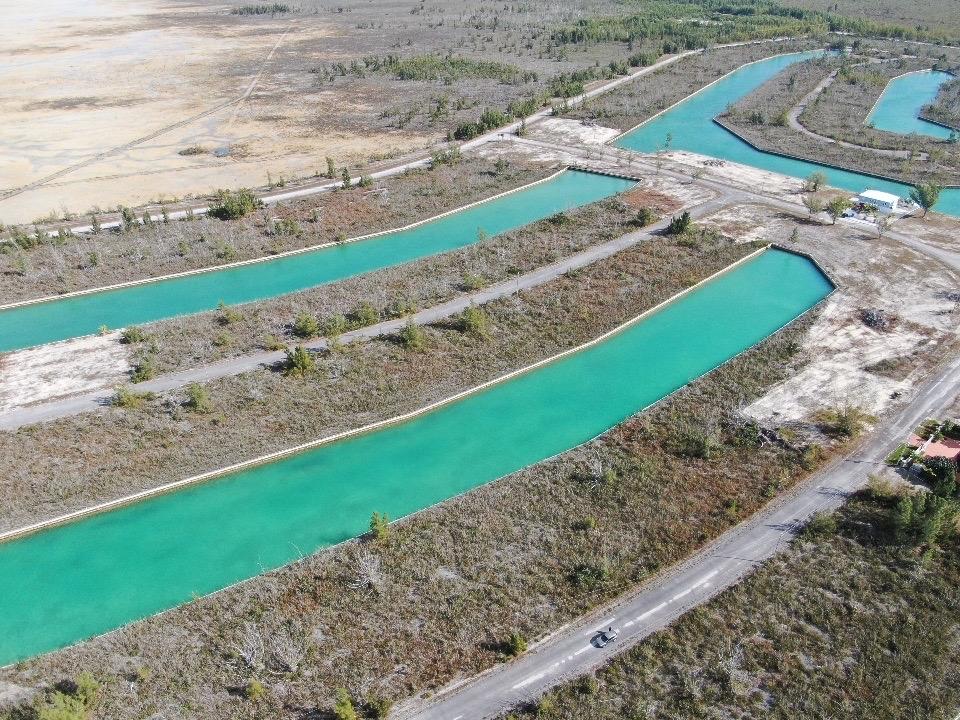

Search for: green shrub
xmin=333 ymin=687 xmax=358 ymax=720
xmin=430 ymin=147 xmax=462 ymax=167
xmin=120 ymin=326 xmax=147 ymax=344
xmin=457 ymin=306 xmax=489 ymax=337
xmin=292 ymin=312 xmax=320 ymax=338
xmin=231 ymin=4 xmax=291 ymax=15
xmin=461 ymin=273 xmax=486 ymax=290
xmin=36 ymin=692 xmax=87 ymax=720
xmin=803 ymin=511 xmax=838 ymax=537
xmin=284 ymin=346 xmax=316 ymax=377
xmin=369 ymin=511 xmax=391 ymax=542
xmin=73 ymin=672 xmax=99 ymax=708
xmin=185 ymin=383 xmax=212 ymax=413
xmin=398 ymin=322 xmax=426 ymax=350
xmin=349 ymin=302 xmax=380 ymax=328
xmin=271 ymin=218 xmax=301 ymax=237
xmin=453 ymin=107 xmax=510 ymax=140
xmin=323 ymin=314 xmax=350 ymax=338
xmin=213 ymin=331 xmax=233 ymax=347
xmin=386 ymin=296 xmax=417 ymax=319
xmin=573 ymin=515 xmax=597 ymax=531
xmin=569 ymin=563 xmax=608 ymax=589
xmin=208 ymin=188 xmax=261 ymax=220
xmin=804 ymin=171 xmax=828 ymax=192
xmin=365 ymin=695 xmax=394 ymax=719
xmin=819 ymin=405 xmax=873 ymax=438
xmin=244 ymin=679 xmax=267 ymax=701
xmin=262 ymin=335 xmax=287 ymax=351
xmin=130 ymin=356 xmax=156 ymax=383
xmin=503 ymin=632 xmax=528 ymax=657
xmin=114 ymin=386 xmax=154 ymax=409
xmin=216 ymin=301 xmax=243 ymax=325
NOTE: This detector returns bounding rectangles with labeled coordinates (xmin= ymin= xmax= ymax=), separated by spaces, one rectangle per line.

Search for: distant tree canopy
xmin=551 ymin=0 xmax=960 ymax=50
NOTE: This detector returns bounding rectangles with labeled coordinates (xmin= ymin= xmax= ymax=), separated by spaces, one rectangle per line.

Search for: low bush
xmin=397 ymin=322 xmax=426 ymax=350
xmin=208 ymin=189 xmax=261 ymax=220
xmin=283 ymin=346 xmax=315 ymax=377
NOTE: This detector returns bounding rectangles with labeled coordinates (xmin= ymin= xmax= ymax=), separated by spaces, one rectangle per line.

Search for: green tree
xmin=825 ymin=197 xmax=851 ymax=224
xmin=635 ymin=207 xmax=658 ymax=227
xmin=892 ymin=495 xmax=914 ymax=542
xmin=333 ymin=687 xmax=358 ymax=720
xmin=341 ymin=167 xmax=352 ymax=189
xmin=927 ymin=456 xmax=957 ymax=497
xmin=326 ymin=156 xmax=336 ymax=179
xmin=118 ymin=205 xmax=138 ymax=232
xmin=284 ymin=345 xmax=316 ymax=377
xmin=802 ymin=194 xmax=824 ymax=218
xmin=666 ymin=211 xmax=691 ymax=235
xmin=909 ymin=182 xmax=942 ymax=216
xmin=804 ymin=171 xmax=827 ymax=192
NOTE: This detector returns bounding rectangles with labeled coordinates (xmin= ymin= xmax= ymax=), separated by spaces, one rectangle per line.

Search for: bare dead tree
xmin=231 ymin=621 xmax=265 ymax=671
xmin=349 ymin=548 xmax=384 ymax=593
xmin=267 ymin=623 xmax=309 ymax=674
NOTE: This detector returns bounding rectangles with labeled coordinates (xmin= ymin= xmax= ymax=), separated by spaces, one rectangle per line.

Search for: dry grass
xmin=561 ymin=39 xmax=819 ymax=132
xmin=128 ymin=196 xmax=642 ymax=374
xmin=0 ymin=232 xmax=836 ymax=719
xmin=720 ymin=46 xmax=960 ymax=186
xmin=0 ymin=160 xmax=547 ymax=304
xmin=502 ymin=492 xmax=960 ymax=720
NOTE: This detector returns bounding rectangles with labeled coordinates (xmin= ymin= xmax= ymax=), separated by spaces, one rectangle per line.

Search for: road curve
xmin=395 ymin=352 xmax=960 ymax=720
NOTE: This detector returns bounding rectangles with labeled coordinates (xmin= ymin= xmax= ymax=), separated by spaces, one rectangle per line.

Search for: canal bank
xmin=0 ymin=247 xmax=833 ymax=666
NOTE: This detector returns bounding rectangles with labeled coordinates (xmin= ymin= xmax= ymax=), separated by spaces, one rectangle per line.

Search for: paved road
xmin=0 ymin=193 xmax=733 ymax=431
xmin=509 ymin=135 xmax=960 ymax=273
xmin=396 ymin=352 xmax=960 ymax=720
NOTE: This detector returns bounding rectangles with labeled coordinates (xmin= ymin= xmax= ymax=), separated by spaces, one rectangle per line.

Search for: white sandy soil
xmin=0 ymin=333 xmax=128 ymax=413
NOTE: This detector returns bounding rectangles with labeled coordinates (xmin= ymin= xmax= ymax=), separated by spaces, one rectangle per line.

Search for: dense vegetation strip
xmin=552 ymin=0 xmax=960 ymax=49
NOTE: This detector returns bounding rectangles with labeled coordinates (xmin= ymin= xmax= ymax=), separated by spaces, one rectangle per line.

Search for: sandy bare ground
xmin=529 ymin=117 xmax=623 ymax=146
xmin=687 ymin=202 xmax=960 ymax=423
xmin=0 ymin=0 xmax=433 ymax=224
xmin=0 ymin=333 xmax=128 ymax=413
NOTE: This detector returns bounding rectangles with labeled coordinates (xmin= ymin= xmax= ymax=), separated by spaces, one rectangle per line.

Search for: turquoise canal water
xmin=0 ymin=248 xmax=833 ymax=665
xmin=615 ymin=52 xmax=960 ymax=218
xmin=0 ymin=170 xmax=634 ymax=353
xmin=867 ymin=70 xmax=955 ymax=140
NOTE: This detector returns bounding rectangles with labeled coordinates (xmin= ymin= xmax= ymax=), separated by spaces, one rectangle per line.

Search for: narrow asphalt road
xmin=0 ymin=192 xmax=732 ymax=431
xmin=396 ymin=352 xmax=960 ymax=720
